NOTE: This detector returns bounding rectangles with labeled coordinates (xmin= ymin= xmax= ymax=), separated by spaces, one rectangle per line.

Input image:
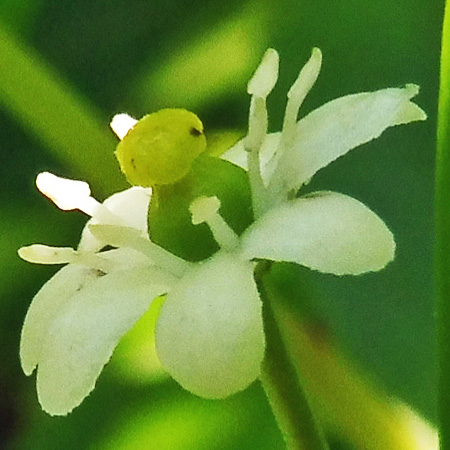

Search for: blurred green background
xmin=0 ymin=0 xmax=443 ymax=448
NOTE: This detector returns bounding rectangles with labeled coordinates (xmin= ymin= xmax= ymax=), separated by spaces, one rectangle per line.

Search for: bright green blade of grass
xmin=435 ymin=1 xmax=450 ymax=448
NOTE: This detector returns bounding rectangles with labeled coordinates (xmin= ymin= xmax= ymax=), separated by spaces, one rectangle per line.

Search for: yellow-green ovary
xmin=115 ymin=109 xmax=207 ymax=186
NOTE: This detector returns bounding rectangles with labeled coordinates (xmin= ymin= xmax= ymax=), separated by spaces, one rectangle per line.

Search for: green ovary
xmin=115 ymin=108 xmax=207 ymax=187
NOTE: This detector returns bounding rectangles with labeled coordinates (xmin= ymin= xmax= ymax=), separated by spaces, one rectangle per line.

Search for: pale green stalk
xmin=255 ymin=262 xmax=329 ymax=450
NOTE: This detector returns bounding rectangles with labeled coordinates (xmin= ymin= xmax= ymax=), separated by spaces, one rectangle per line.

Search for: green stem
xmin=254 ymin=262 xmax=329 ymax=450
xmin=436 ymin=1 xmax=450 ymax=448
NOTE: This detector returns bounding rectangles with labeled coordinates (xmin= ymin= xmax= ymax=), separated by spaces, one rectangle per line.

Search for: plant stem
xmin=436 ymin=1 xmax=450 ymax=449
xmin=254 ymin=262 xmax=329 ymax=450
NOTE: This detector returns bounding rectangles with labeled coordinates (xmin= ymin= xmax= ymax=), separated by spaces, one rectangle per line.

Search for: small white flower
xmin=19 ymin=174 xmax=186 ymax=415
xmin=19 ymin=47 xmax=426 ymax=416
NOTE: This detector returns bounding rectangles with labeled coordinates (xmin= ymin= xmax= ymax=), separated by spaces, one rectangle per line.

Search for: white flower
xmin=19 ymin=47 xmax=425 ymax=416
xmin=19 ymin=173 xmax=265 ymax=415
xmin=19 ymin=174 xmax=184 ymax=415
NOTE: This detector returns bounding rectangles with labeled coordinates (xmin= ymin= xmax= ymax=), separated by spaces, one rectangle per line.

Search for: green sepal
xmin=148 ymin=155 xmax=253 ymax=261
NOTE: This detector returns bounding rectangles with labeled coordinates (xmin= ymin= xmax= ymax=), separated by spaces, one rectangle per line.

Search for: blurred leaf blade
xmin=0 ymin=24 xmax=126 ymax=195
xmin=0 ymin=0 xmax=44 ymax=36
xmin=128 ymin=2 xmax=269 ymax=112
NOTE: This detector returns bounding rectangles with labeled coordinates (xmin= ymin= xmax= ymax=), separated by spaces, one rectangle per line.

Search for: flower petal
xmin=156 ymin=252 xmax=265 ymax=398
xmin=20 ymin=264 xmax=98 ymax=376
xmin=20 ymin=247 xmax=158 ymax=377
xmin=78 ymin=186 xmax=151 ymax=252
xmin=110 ymin=113 xmax=138 ymax=140
xmin=21 ymin=247 xmax=170 ymax=415
xmin=34 ymin=264 xmax=169 ymax=415
xmin=268 ymin=84 xmax=426 ymax=194
xmin=241 ymin=191 xmax=395 ymax=275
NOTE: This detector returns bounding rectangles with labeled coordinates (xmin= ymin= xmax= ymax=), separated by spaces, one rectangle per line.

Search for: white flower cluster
xmin=19 ymin=48 xmax=425 ymax=415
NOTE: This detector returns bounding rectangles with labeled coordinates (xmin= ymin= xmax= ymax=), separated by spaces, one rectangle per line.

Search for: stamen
xmin=36 ymin=172 xmax=124 ymax=224
xmin=88 ymin=224 xmax=189 ymax=277
xmin=110 ymin=113 xmax=138 ymax=140
xmin=244 ymin=49 xmax=280 ymax=219
xmin=18 ymin=244 xmax=76 ymax=264
xmin=189 ymin=196 xmax=239 ymax=250
xmin=79 ymin=196 xmax=123 ymax=224
xmin=247 ymin=49 xmax=279 ymax=98
xmin=245 ymin=48 xmax=279 ymax=152
xmin=245 ymin=94 xmax=268 ymax=218
xmin=246 ymin=128 xmax=269 ymax=219
xmin=265 ymin=48 xmax=323 ymax=210
xmin=245 ymin=96 xmax=268 ymax=153
xmin=36 ymin=172 xmax=91 ymax=211
xmin=281 ymin=48 xmax=322 ymax=143
xmin=18 ymin=244 xmax=114 ymax=273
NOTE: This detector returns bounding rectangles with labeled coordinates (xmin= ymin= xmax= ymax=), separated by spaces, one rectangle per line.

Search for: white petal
xmin=35 ymin=265 xmax=169 ymax=415
xmin=110 ymin=113 xmax=138 ymax=140
xmin=241 ymin=191 xmax=395 ymax=275
xmin=268 ymin=84 xmax=427 ymax=195
xmin=20 ymin=249 xmax=152 ymax=377
xmin=156 ymin=252 xmax=265 ymax=398
xmin=20 ymin=247 xmax=169 ymax=414
xmin=20 ymin=264 xmax=99 ymax=376
xmin=78 ymin=186 xmax=151 ymax=252
xmin=220 ymin=138 xmax=248 ymax=169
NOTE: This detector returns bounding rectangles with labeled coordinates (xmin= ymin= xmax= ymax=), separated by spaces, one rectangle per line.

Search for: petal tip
xmin=110 ymin=113 xmax=138 ymax=140
xmin=311 ymin=47 xmax=322 ymax=62
xmin=20 ymin=360 xmax=36 ymax=377
xmin=404 ymin=83 xmax=420 ymax=98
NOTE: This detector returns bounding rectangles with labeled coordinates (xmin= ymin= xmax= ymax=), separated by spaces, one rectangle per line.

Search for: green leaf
xmin=436 ymin=0 xmax=450 ymax=448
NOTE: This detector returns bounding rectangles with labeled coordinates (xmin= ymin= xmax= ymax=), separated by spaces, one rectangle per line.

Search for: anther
xmin=36 ymin=172 xmax=123 ymax=224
